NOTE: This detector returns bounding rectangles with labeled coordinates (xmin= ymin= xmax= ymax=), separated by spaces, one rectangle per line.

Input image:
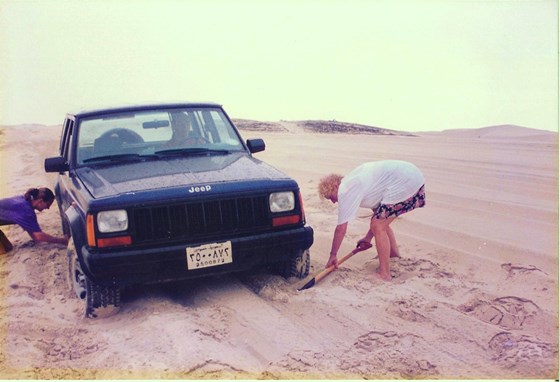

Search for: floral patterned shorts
xmin=373 ymin=185 xmax=426 ymax=219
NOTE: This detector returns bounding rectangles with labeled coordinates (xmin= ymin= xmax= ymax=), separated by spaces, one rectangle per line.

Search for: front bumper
xmin=80 ymin=226 xmax=313 ymax=286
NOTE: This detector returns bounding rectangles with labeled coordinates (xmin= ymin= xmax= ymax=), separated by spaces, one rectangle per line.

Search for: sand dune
xmin=438 ymin=124 xmax=558 ymax=141
xmin=0 ymin=122 xmax=557 ymax=379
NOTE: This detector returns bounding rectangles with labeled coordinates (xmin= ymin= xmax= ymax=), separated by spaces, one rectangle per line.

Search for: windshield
xmin=75 ymin=107 xmax=245 ymax=165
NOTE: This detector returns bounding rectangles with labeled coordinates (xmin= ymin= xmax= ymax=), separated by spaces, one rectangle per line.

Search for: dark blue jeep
xmin=45 ymin=102 xmax=313 ymax=317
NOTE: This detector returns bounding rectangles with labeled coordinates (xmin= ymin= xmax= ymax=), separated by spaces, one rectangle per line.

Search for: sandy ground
xmin=0 ymin=122 xmax=557 ymax=379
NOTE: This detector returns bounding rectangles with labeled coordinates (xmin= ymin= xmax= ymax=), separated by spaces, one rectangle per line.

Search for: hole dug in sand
xmin=458 ymin=296 xmax=541 ymax=330
xmin=488 ymin=331 xmax=557 ymax=375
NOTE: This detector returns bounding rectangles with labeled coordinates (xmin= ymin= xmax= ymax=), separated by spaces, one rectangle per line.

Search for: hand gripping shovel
xmin=297 ymin=242 xmax=372 ymax=291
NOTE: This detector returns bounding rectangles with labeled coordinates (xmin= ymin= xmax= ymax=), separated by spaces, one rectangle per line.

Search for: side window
xmin=65 ymin=120 xmax=75 ymax=164
xmin=59 ymin=119 xmax=69 ymax=156
xmin=60 ymin=119 xmax=74 ymax=161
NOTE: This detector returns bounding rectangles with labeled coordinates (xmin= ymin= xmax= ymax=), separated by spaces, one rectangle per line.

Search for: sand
xmin=0 ymin=122 xmax=557 ymax=379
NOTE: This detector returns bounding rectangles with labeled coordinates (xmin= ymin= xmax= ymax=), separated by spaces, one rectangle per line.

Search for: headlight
xmin=269 ymin=192 xmax=295 ymax=213
xmin=97 ymin=210 xmax=128 ymax=233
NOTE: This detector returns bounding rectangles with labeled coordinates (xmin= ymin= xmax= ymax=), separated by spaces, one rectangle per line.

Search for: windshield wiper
xmin=154 ymin=148 xmax=231 ymax=156
xmin=83 ymin=153 xmax=159 ymax=163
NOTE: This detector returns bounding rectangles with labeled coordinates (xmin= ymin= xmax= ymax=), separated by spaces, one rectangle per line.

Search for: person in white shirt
xmin=318 ymin=160 xmax=426 ymax=281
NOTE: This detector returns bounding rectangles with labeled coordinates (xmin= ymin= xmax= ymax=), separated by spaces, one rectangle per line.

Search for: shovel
xmin=297 ymin=242 xmax=372 ymax=291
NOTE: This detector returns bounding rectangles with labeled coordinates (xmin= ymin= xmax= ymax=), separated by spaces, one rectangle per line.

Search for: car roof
xmin=68 ymin=101 xmax=223 ymax=119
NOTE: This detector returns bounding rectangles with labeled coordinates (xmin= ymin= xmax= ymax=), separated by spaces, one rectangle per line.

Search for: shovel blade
xmin=297 ymin=278 xmax=316 ymax=291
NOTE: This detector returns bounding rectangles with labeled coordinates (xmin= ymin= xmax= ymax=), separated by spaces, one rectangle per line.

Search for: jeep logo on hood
xmin=189 ymin=185 xmax=212 ymax=193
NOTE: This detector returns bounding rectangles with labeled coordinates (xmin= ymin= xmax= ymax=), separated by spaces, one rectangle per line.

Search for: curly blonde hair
xmin=318 ymin=174 xmax=343 ymax=200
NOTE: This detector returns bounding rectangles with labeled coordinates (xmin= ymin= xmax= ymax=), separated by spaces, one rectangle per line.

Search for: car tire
xmin=67 ymin=237 xmax=121 ymax=318
xmin=278 ymin=249 xmax=310 ymax=279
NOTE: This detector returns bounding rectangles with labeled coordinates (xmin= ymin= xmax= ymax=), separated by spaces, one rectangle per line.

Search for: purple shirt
xmin=0 ymin=195 xmax=41 ymax=233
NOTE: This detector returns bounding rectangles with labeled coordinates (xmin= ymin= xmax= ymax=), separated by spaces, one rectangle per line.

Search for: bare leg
xmin=387 ymin=226 xmax=400 ymax=258
xmin=370 ymin=217 xmax=396 ymax=281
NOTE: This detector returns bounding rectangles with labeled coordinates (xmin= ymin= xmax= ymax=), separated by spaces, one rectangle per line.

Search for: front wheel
xmin=67 ymin=237 xmax=121 ymax=318
xmin=278 ymin=249 xmax=310 ymax=279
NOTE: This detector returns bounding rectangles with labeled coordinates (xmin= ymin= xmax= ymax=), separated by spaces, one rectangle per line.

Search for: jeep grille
xmin=131 ymin=196 xmax=270 ymax=243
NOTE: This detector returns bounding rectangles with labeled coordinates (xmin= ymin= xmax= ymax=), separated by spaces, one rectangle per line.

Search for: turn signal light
xmin=298 ymin=191 xmax=306 ymax=223
xmin=97 ymin=236 xmax=132 ymax=248
xmin=86 ymin=214 xmax=96 ymax=247
xmin=272 ymin=214 xmax=301 ymax=227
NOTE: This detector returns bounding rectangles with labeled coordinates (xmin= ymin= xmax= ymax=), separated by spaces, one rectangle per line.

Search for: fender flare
xmin=64 ymin=205 xmax=94 ymax=279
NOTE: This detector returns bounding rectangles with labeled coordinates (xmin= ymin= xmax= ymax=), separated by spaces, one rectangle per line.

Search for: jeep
xmin=45 ymin=102 xmax=313 ymax=317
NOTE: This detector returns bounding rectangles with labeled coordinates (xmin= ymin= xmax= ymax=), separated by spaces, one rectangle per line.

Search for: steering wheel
xmin=98 ymin=128 xmax=144 ymax=144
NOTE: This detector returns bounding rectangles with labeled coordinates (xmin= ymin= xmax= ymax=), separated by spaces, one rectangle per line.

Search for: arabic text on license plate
xmin=186 ymin=241 xmax=232 ymax=270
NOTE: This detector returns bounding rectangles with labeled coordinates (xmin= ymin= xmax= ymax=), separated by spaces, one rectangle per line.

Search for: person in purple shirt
xmin=0 ymin=187 xmax=68 ymax=252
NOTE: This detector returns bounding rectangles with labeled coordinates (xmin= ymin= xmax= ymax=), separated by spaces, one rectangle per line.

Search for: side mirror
xmin=45 ymin=156 xmax=69 ymax=173
xmin=247 ymin=138 xmax=265 ymax=154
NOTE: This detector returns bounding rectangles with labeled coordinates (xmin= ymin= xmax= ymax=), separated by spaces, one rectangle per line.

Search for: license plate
xmin=186 ymin=241 xmax=233 ymax=270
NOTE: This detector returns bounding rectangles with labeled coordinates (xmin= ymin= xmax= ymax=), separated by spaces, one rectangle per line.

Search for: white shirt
xmin=337 ymin=160 xmax=425 ymax=225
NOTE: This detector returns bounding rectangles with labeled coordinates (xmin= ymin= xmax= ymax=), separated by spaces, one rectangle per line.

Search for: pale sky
xmin=0 ymin=0 xmax=558 ymax=132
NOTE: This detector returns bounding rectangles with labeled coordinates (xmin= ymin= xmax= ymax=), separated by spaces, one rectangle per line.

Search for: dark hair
xmin=24 ymin=187 xmax=55 ymax=203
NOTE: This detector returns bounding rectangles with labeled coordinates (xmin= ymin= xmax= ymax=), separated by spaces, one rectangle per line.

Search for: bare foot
xmin=390 ymin=252 xmax=401 ymax=258
xmin=374 ymin=269 xmax=392 ymax=281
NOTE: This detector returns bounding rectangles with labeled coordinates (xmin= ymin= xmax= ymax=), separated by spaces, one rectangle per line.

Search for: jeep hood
xmin=77 ymin=153 xmax=290 ymax=199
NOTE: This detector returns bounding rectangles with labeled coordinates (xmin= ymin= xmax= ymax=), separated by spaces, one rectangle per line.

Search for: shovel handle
xmin=313 ymin=248 xmax=359 ymax=284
